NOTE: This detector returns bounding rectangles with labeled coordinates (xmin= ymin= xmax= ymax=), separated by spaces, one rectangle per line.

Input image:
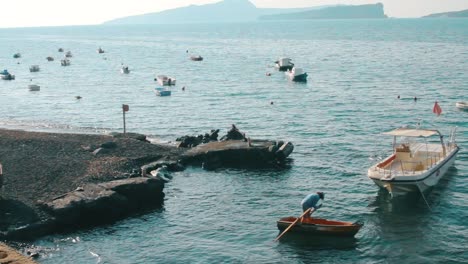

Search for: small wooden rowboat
xmin=277 ymin=217 xmax=363 ymax=237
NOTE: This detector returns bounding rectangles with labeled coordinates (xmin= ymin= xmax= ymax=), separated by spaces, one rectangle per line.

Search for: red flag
xmin=122 ymin=104 xmax=129 ymax=112
xmin=433 ymin=101 xmax=442 ymax=116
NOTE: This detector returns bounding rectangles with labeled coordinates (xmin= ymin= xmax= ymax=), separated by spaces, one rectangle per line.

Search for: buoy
xmin=414 ymin=97 xmax=417 ymax=101
xmin=397 ymin=95 xmax=400 ymax=99
xmin=75 ymin=96 xmax=82 ymax=99
xmin=182 ymin=86 xmax=185 ymax=91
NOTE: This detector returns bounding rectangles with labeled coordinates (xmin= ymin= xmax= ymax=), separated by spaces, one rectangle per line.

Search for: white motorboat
xmin=190 ymin=55 xmax=203 ymax=61
xmin=155 ymin=75 xmax=176 ymax=86
xmin=29 ymin=65 xmax=40 ymax=72
xmin=120 ymin=66 xmax=130 ymax=74
xmin=455 ymin=101 xmax=468 ymax=110
xmin=368 ymin=127 xmax=459 ymax=197
xmin=0 ymin=69 xmax=15 ymax=80
xmin=275 ymin=57 xmax=294 ymax=71
xmin=28 ymin=84 xmax=40 ymax=91
xmin=155 ymin=87 xmax=171 ymax=96
xmin=61 ymin=59 xmax=71 ymax=66
xmin=285 ymin=67 xmax=308 ymax=82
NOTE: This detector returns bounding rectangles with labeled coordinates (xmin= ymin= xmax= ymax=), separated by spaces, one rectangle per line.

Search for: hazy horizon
xmin=1 ymin=0 xmax=467 ymax=28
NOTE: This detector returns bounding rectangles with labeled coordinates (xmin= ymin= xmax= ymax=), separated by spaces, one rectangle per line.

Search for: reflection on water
xmin=279 ymin=233 xmax=358 ymax=250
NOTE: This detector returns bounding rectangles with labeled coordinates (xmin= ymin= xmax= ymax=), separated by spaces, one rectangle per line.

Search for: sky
xmin=1 ymin=0 xmax=467 ymax=28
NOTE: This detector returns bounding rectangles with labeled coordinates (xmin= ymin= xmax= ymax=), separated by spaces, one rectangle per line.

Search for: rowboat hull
xmin=277 ymin=217 xmax=362 ymax=237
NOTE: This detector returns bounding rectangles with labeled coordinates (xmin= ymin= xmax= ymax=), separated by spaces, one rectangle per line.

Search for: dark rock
xmin=220 ymin=124 xmax=246 ymax=141
xmin=176 ymin=135 xmax=202 ymax=148
xmin=100 ymin=141 xmax=117 ymax=149
xmin=111 ymin=132 xmax=148 ymax=142
xmin=42 ymin=178 xmax=164 ymax=227
xmin=209 ymin=129 xmax=219 ymax=140
xmin=181 ymin=139 xmax=293 ymax=168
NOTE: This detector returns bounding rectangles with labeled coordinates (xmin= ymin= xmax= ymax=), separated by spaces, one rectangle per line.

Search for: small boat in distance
xmin=120 ymin=66 xmax=130 ymax=74
xmin=46 ymin=56 xmax=54 ymax=61
xmin=29 ymin=65 xmax=40 ymax=72
xmin=368 ymin=127 xmax=459 ymax=197
xmin=65 ymin=51 xmax=72 ymax=58
xmin=286 ymin=67 xmax=308 ymax=82
xmin=155 ymin=87 xmax=171 ymax=96
xmin=275 ymin=57 xmax=294 ymax=71
xmin=58 ymin=48 xmax=64 ymax=52
xmin=13 ymin=53 xmax=21 ymax=59
xmin=455 ymin=101 xmax=468 ymax=110
xmin=277 ymin=217 xmax=362 ymax=237
xmin=155 ymin=75 xmax=176 ymax=86
xmin=61 ymin=59 xmax=71 ymax=66
xmin=190 ymin=55 xmax=203 ymax=61
xmin=28 ymin=84 xmax=40 ymax=91
xmin=97 ymin=47 xmax=105 ymax=54
xmin=0 ymin=69 xmax=15 ymax=80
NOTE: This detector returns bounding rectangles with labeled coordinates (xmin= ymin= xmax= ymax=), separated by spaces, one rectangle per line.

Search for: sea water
xmin=0 ymin=19 xmax=467 ymax=263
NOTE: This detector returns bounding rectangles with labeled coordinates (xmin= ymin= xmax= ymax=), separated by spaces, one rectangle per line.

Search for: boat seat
xmin=414 ymin=163 xmax=425 ymax=171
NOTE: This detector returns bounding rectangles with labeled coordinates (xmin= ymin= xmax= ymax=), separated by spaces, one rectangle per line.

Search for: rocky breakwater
xmin=177 ymin=125 xmax=294 ymax=169
xmin=0 ymin=129 xmax=184 ymax=241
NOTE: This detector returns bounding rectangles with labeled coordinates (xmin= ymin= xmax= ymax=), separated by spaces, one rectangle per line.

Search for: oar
xmin=274 ymin=208 xmax=313 ymax=242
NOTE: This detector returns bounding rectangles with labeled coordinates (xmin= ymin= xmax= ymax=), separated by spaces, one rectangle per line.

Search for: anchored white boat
xmin=455 ymin=102 xmax=468 ymax=110
xmin=275 ymin=57 xmax=294 ymax=71
xmin=155 ymin=75 xmax=176 ymax=86
xmin=61 ymin=59 xmax=71 ymax=66
xmin=286 ymin=67 xmax=308 ymax=82
xmin=28 ymin=84 xmax=40 ymax=91
xmin=29 ymin=65 xmax=40 ymax=72
xmin=120 ymin=66 xmax=130 ymax=74
xmin=155 ymin=87 xmax=171 ymax=96
xmin=190 ymin=55 xmax=203 ymax=61
xmin=0 ymin=69 xmax=15 ymax=80
xmin=368 ymin=127 xmax=459 ymax=197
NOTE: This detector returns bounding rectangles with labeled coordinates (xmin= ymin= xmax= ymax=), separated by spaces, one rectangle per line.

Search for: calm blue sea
xmin=0 ymin=19 xmax=467 ymax=263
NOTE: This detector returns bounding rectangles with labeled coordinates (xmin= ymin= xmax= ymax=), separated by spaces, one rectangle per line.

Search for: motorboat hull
xmin=277 ymin=217 xmax=362 ymax=237
xmin=0 ymin=74 xmax=15 ymax=80
xmin=61 ymin=60 xmax=71 ymax=66
xmin=276 ymin=65 xmax=294 ymax=72
xmin=28 ymin=84 xmax=40 ymax=91
xmin=155 ymin=75 xmax=176 ymax=86
xmin=369 ymin=146 xmax=459 ymax=197
xmin=190 ymin=56 xmax=203 ymax=61
xmin=291 ymin=73 xmax=308 ymax=82
xmin=155 ymin=87 xmax=171 ymax=96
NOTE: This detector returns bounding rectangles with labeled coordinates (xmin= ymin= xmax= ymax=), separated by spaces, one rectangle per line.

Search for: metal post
xmin=122 ymin=104 xmax=129 ymax=135
xmin=123 ymin=109 xmax=126 ymax=135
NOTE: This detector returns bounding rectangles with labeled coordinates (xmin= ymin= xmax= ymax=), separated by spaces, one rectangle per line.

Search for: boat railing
xmin=374 ymin=155 xmax=443 ymax=177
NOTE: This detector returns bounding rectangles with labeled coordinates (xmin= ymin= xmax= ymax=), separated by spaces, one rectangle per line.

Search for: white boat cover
xmin=382 ymin=128 xmax=438 ymax=137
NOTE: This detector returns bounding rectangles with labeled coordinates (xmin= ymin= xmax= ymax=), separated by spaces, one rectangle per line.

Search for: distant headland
xmin=423 ymin=9 xmax=468 ymax=18
xmin=104 ymin=0 xmax=387 ymax=25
